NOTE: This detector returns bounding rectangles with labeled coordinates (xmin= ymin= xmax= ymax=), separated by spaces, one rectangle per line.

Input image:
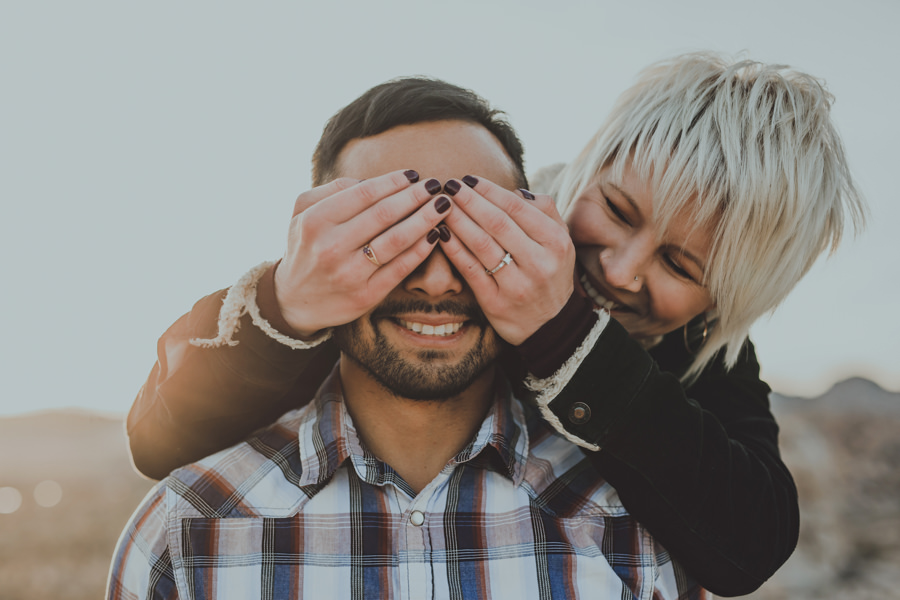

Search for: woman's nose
xmin=599 ymin=247 xmax=644 ymax=292
xmin=403 ymin=248 xmax=465 ymax=298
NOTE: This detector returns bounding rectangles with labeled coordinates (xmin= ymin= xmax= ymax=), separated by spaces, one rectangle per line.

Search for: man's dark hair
xmin=312 ymin=77 xmax=527 ymax=188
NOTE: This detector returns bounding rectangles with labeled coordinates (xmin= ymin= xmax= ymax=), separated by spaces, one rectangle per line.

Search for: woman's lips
xmin=579 ymin=273 xmax=630 ymax=313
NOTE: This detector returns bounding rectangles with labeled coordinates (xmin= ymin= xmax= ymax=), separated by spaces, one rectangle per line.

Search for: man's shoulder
xmin=161 ymin=407 xmax=316 ymax=520
xmin=522 ymin=408 xmax=627 ymax=519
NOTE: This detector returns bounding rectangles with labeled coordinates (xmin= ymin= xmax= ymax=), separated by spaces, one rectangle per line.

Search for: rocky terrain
xmin=740 ymin=378 xmax=900 ymax=599
xmin=0 ymin=378 xmax=897 ymax=599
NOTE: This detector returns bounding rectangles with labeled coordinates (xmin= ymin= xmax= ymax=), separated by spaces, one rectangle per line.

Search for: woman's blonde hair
xmin=551 ymin=52 xmax=867 ymax=381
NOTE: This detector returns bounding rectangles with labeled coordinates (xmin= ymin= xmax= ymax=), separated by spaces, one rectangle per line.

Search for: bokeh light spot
xmin=34 ymin=480 xmax=63 ymax=508
xmin=0 ymin=486 xmax=23 ymax=514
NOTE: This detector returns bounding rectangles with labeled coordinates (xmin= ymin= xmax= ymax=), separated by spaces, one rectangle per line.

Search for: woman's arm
xmin=127 ymin=280 xmax=339 ymax=480
xmin=526 ymin=316 xmax=798 ymax=597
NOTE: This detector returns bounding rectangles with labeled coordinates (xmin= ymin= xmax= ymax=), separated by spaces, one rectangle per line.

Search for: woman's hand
xmin=274 ymin=170 xmax=451 ymax=337
xmin=438 ymin=176 xmax=576 ymax=345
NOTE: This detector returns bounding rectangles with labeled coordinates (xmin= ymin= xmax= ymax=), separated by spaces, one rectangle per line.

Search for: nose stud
xmin=634 ymin=276 xmax=639 ymax=282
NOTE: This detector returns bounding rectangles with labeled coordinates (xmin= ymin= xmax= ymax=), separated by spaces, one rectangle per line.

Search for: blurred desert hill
xmin=0 ymin=409 xmax=141 ymax=480
xmin=0 ymin=378 xmax=898 ymax=599
xmin=771 ymin=376 xmax=900 ymax=416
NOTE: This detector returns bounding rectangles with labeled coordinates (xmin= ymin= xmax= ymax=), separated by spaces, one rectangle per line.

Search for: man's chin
xmin=333 ymin=321 xmax=500 ymax=402
xmin=372 ymin=361 xmax=494 ymax=401
xmin=340 ymin=344 xmax=496 ymax=402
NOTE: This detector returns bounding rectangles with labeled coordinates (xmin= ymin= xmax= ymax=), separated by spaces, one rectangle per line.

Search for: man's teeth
xmin=580 ymin=274 xmax=620 ymax=311
xmin=399 ymin=320 xmax=464 ymax=336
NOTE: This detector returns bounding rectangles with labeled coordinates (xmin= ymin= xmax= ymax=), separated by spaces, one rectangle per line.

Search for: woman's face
xmin=565 ymin=161 xmax=717 ymax=341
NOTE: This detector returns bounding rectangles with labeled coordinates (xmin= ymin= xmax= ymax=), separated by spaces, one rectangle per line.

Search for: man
xmin=108 ymin=78 xmax=705 ymax=599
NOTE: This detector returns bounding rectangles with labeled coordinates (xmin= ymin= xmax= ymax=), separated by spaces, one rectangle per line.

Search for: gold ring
xmin=485 ymin=252 xmax=513 ymax=276
xmin=362 ymin=244 xmax=381 ymax=267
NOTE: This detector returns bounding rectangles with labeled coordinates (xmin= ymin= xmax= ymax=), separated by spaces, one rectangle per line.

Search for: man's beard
xmin=333 ymin=298 xmax=500 ymax=401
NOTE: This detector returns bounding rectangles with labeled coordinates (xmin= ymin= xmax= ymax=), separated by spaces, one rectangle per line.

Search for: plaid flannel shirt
xmin=108 ymin=367 xmax=708 ymax=599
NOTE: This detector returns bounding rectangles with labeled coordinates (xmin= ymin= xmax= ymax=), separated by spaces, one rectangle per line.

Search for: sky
xmin=1 ymin=0 xmax=897 ymax=416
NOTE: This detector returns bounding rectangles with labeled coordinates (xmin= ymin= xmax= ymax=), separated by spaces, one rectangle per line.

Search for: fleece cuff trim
xmin=524 ymin=309 xmax=610 ymax=451
xmin=190 ymin=261 xmax=333 ymax=350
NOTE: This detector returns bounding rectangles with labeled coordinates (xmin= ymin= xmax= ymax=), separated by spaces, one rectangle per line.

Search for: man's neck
xmin=338 ymin=357 xmax=497 ymax=495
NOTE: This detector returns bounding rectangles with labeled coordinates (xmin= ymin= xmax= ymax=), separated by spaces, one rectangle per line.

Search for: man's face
xmin=332 ymin=120 xmax=521 ymax=400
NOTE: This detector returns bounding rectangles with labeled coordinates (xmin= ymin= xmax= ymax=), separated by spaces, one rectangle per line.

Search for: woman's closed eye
xmin=606 ymin=197 xmax=631 ymax=225
xmin=663 ymin=252 xmax=699 ymax=283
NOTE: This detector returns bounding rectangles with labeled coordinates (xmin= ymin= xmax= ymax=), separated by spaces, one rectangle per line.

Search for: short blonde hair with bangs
xmin=552 ymin=52 xmax=867 ymax=381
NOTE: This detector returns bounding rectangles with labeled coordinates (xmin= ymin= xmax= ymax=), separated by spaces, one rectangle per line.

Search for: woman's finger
xmin=353 ymin=194 xmax=454 ymax=268
xmin=444 ymin=179 xmax=543 ymax=263
xmin=367 ymin=233 xmax=439 ymax=294
xmin=341 ymin=178 xmax=444 ymax=244
xmin=448 ymin=176 xmax=567 ymax=246
xmin=308 ymin=169 xmax=430 ymax=224
xmin=440 ymin=205 xmax=517 ymax=278
xmin=291 ymin=177 xmax=360 ymax=217
xmin=436 ymin=224 xmax=501 ymax=297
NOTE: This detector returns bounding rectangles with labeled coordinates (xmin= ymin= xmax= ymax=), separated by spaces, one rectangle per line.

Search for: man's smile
xmin=395 ymin=318 xmax=465 ymax=336
xmin=379 ymin=313 xmax=477 ymax=349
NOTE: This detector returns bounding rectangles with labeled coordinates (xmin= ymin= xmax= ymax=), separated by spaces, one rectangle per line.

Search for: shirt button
xmin=568 ymin=402 xmax=591 ymax=425
xmin=410 ymin=510 xmax=425 ymax=526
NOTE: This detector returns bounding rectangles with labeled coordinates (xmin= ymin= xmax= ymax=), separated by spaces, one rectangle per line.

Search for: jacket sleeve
xmin=126 ymin=288 xmax=340 ymax=479
xmin=542 ymin=318 xmax=799 ymax=597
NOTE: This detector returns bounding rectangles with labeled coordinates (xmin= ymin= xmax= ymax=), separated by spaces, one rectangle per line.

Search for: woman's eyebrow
xmin=607 ymin=182 xmax=641 ymax=214
xmin=678 ymin=247 xmax=707 ymax=271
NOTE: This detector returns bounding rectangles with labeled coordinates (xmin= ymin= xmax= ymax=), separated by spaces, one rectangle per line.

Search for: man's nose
xmin=403 ymin=248 xmax=465 ymax=298
xmin=599 ymin=245 xmax=647 ymax=292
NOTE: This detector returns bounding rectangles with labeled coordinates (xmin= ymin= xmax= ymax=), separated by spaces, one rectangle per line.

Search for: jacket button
xmin=568 ymin=402 xmax=591 ymax=425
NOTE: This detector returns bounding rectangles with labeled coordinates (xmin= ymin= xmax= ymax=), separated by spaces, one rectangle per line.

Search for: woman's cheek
xmin=566 ymin=203 xmax=607 ymax=247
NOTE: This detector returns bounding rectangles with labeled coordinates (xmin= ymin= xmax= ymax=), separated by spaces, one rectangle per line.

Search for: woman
xmin=127 ymin=53 xmax=865 ymax=596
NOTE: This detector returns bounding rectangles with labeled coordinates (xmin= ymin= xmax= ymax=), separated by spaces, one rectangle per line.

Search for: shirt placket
xmin=396 ymin=469 xmax=451 ymax=600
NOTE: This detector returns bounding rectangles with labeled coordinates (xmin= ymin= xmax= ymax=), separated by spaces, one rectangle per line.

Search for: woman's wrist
xmin=258 ymin=261 xmax=328 ymax=341
xmin=515 ymin=291 xmax=599 ymax=379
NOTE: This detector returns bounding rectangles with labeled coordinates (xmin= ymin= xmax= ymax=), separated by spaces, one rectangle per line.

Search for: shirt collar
xmin=297 ymin=365 xmax=530 ymax=490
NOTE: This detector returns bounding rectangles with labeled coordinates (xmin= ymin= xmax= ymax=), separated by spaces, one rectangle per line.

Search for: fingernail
xmin=427 ymin=228 xmax=440 ymax=244
xmin=438 ymin=224 xmax=451 ymax=242
xmin=434 ymin=195 xmax=451 ymax=214
xmin=425 ymin=178 xmax=442 ymax=195
xmin=404 ymin=170 xmax=420 ymax=183
xmin=519 ymin=188 xmax=535 ymax=200
xmin=462 ymin=175 xmax=478 ymax=188
xmin=443 ymin=180 xmax=461 ymax=196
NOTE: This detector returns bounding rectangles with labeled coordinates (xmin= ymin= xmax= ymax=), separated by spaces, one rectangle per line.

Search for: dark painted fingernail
xmin=443 ymin=179 xmax=461 ymax=196
xmin=462 ymin=175 xmax=478 ymax=188
xmin=519 ymin=188 xmax=535 ymax=200
xmin=404 ymin=170 xmax=420 ymax=183
xmin=438 ymin=224 xmax=451 ymax=242
xmin=425 ymin=178 xmax=442 ymax=195
xmin=434 ymin=195 xmax=451 ymax=214
xmin=427 ymin=228 xmax=440 ymax=244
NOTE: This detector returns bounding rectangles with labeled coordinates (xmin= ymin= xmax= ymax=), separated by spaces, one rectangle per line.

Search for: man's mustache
xmin=370 ymin=299 xmax=489 ymax=327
